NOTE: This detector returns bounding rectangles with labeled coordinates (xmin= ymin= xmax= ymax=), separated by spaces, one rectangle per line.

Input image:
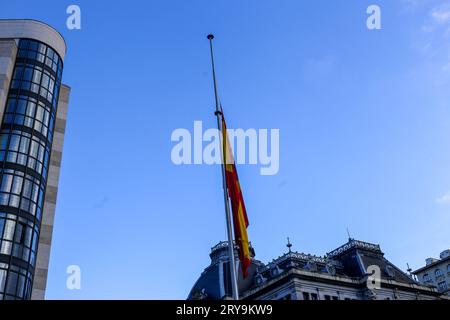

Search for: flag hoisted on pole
xmin=207 ymin=34 xmax=252 ymax=300
xmin=221 ymin=113 xmax=252 ymax=279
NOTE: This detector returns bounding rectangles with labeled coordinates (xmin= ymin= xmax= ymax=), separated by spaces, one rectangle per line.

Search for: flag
xmin=221 ymin=113 xmax=251 ymax=278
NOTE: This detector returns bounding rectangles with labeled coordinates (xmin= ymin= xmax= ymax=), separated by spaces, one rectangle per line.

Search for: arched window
xmin=423 ymin=273 xmax=430 ymax=282
xmin=447 ymin=265 xmax=450 ymax=273
xmin=435 ymin=269 xmax=443 ymax=277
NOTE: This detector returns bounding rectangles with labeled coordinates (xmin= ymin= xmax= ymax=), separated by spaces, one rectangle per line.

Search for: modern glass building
xmin=0 ymin=20 xmax=70 ymax=300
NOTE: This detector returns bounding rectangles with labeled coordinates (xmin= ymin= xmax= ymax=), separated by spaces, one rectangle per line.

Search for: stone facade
xmin=31 ymin=85 xmax=70 ymax=300
xmin=413 ymin=250 xmax=450 ymax=296
xmin=0 ymin=40 xmax=17 ymax=120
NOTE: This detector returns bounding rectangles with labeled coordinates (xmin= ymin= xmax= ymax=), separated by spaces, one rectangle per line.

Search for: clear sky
xmin=2 ymin=0 xmax=450 ymax=299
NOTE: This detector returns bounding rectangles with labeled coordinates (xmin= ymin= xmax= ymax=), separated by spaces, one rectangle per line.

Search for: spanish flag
xmin=221 ymin=114 xmax=251 ymax=278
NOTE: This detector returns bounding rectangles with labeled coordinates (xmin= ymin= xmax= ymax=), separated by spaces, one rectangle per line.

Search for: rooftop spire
xmin=346 ymin=227 xmax=353 ymax=241
xmin=287 ymin=237 xmax=293 ymax=253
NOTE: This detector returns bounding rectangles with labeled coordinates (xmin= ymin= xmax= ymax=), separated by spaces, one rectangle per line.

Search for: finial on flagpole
xmin=207 ymin=34 xmax=214 ymax=40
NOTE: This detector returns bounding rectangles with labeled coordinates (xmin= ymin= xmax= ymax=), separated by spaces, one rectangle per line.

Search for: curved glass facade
xmin=0 ymin=39 xmax=63 ymax=300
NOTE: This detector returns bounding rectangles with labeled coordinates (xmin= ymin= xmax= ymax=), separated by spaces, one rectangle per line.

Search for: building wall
xmin=245 ymin=274 xmax=441 ymax=300
xmin=253 ymin=279 xmax=361 ymax=301
xmin=31 ymin=84 xmax=70 ymax=300
xmin=0 ymin=40 xmax=17 ymax=118
xmin=0 ymin=28 xmax=68 ymax=299
xmin=0 ymin=20 xmax=66 ymax=60
xmin=415 ymin=261 xmax=450 ymax=293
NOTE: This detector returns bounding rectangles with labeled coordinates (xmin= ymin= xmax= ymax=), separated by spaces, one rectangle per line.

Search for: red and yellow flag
xmin=221 ymin=114 xmax=251 ymax=278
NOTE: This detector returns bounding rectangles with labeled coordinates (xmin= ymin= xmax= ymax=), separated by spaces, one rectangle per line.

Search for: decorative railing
xmin=326 ymin=239 xmax=382 ymax=258
xmin=269 ymin=252 xmax=327 ymax=266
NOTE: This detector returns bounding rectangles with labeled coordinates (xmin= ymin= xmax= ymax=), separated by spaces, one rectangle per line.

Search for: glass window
xmin=3 ymin=220 xmax=15 ymax=241
xmin=19 ymin=39 xmax=29 ymax=49
xmin=0 ymin=218 xmax=4 ymax=235
xmin=9 ymin=135 xmax=20 ymax=152
xmin=435 ymin=269 xmax=443 ymax=277
xmin=41 ymin=73 xmax=49 ymax=89
xmin=36 ymin=106 xmax=44 ymax=122
xmin=16 ymin=275 xmax=25 ymax=298
xmin=30 ymin=184 xmax=39 ymax=203
xmin=48 ymin=79 xmax=55 ymax=93
xmin=32 ymin=69 xmax=42 ymax=84
xmin=43 ymin=109 xmax=50 ymax=127
xmin=0 ymin=269 xmax=6 ymax=292
xmin=22 ymin=180 xmax=33 ymax=199
xmin=14 ymin=223 xmax=26 ymax=244
xmin=9 ymin=195 xmax=20 ymax=208
xmin=31 ymin=230 xmax=38 ymax=252
xmin=37 ymin=145 xmax=44 ymax=163
xmin=11 ymin=80 xmax=20 ymax=89
xmin=1 ymin=175 xmax=13 ymax=193
xmin=29 ymin=41 xmax=38 ymax=51
xmin=13 ymin=115 xmax=24 ymax=126
xmin=4 ymin=114 xmax=13 ymax=124
xmin=36 ymin=53 xmax=45 ymax=63
xmin=24 ymin=227 xmax=32 ymax=247
xmin=21 ymin=81 xmax=31 ymax=91
xmin=0 ymin=240 xmax=12 ymax=255
xmin=27 ymin=158 xmax=36 ymax=171
xmin=0 ymin=193 xmax=9 ymax=206
xmin=23 ymin=117 xmax=33 ymax=128
xmin=16 ymin=99 xmax=27 ymax=114
xmin=5 ymin=271 xmax=17 ymax=295
xmin=11 ymin=176 xmax=23 ymax=195
xmin=26 ymin=101 xmax=36 ymax=117
xmin=20 ymin=199 xmax=30 ymax=212
xmin=6 ymin=100 xmax=16 ymax=113
xmin=19 ymin=137 xmax=29 ymax=154
xmin=17 ymin=154 xmax=27 ymax=166
xmin=0 ymin=135 xmax=9 ymax=150
xmin=6 ymin=151 xmax=17 ymax=163
xmin=29 ymin=141 xmax=39 ymax=159
xmin=18 ymin=49 xmax=27 ymax=58
xmin=13 ymin=66 xmax=23 ymax=80
xmin=23 ymin=68 xmax=33 ymax=82
xmin=37 ymin=43 xmax=46 ymax=54
xmin=438 ymin=281 xmax=448 ymax=291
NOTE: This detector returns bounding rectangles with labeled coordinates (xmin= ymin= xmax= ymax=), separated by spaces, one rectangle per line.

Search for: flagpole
xmin=207 ymin=34 xmax=240 ymax=300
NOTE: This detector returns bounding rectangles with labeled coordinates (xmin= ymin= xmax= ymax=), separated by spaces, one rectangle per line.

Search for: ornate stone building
xmin=413 ymin=249 xmax=450 ymax=296
xmin=189 ymin=239 xmax=448 ymax=300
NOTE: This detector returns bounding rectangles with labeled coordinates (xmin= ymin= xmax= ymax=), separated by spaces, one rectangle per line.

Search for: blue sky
xmin=2 ymin=0 xmax=450 ymax=299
